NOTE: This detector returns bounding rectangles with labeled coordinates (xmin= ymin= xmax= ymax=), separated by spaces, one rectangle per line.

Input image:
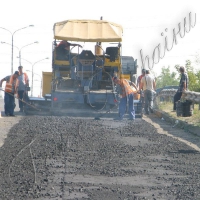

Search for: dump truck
xmin=24 ymin=19 xmax=139 ymax=116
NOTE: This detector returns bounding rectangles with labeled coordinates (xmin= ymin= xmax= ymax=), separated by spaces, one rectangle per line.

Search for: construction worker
xmin=56 ymin=40 xmax=82 ymax=60
xmin=113 ymin=77 xmax=138 ymax=121
xmin=173 ymin=66 xmax=188 ymax=111
xmin=0 ymin=71 xmax=19 ymax=116
xmin=57 ymin=40 xmax=82 ymax=50
xmin=18 ymin=66 xmax=29 ymax=112
xmin=140 ymin=69 xmax=156 ymax=115
xmin=137 ymin=68 xmax=146 ymax=88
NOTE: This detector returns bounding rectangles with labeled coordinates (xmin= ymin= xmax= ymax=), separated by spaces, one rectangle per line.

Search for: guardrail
xmin=155 ymin=89 xmax=200 ymax=110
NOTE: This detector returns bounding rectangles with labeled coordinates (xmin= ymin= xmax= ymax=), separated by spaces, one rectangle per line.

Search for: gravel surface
xmin=0 ymin=115 xmax=200 ymax=200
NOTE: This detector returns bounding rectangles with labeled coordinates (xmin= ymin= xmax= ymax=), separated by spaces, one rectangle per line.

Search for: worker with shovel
xmin=113 ymin=76 xmax=138 ymax=121
xmin=0 ymin=71 xmax=19 ymax=116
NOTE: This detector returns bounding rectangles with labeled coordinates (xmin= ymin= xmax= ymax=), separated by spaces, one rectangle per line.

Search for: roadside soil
xmin=0 ymin=111 xmax=200 ymax=200
xmin=156 ymin=101 xmax=200 ymax=129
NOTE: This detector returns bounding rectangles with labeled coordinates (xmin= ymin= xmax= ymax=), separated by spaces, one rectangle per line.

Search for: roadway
xmin=0 ymin=97 xmax=200 ymax=199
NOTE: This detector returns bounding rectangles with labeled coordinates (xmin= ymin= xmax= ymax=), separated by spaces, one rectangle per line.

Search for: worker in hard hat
xmin=113 ymin=76 xmax=138 ymax=121
xmin=0 ymin=71 xmax=19 ymax=116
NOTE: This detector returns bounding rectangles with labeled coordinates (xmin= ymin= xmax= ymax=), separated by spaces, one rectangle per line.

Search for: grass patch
xmin=157 ymin=101 xmax=200 ymax=127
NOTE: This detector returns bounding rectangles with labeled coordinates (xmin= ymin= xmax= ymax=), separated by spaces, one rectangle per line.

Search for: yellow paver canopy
xmin=53 ymin=19 xmax=123 ymax=42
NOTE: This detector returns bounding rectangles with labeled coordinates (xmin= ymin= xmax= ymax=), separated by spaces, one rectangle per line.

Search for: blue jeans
xmin=4 ymin=93 xmax=15 ymax=115
xmin=18 ymin=90 xmax=27 ymax=109
xmin=144 ymin=90 xmax=154 ymax=114
xmin=119 ymin=93 xmax=135 ymax=119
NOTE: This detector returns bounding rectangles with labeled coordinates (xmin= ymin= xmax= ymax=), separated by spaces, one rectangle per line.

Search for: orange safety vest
xmin=125 ymin=79 xmax=139 ymax=99
xmin=5 ymin=75 xmax=19 ymax=94
xmin=139 ymin=74 xmax=144 ymax=82
xmin=125 ymin=80 xmax=137 ymax=94
xmin=119 ymin=79 xmax=134 ymax=98
xmin=19 ymin=72 xmax=29 ymax=84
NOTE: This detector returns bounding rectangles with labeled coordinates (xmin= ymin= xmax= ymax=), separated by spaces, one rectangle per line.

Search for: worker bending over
xmin=113 ymin=77 xmax=138 ymax=121
xmin=0 ymin=71 xmax=19 ymax=116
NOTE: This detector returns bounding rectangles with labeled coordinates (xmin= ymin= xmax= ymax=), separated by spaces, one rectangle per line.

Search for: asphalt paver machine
xmin=24 ymin=19 xmax=141 ymax=117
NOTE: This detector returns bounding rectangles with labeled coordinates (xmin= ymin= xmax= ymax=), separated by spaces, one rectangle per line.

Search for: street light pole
xmin=17 ymin=57 xmax=32 ymax=65
xmin=2 ymin=41 xmax=38 ymax=66
xmin=26 ymin=70 xmax=42 ymax=97
xmin=19 ymin=41 xmax=38 ymax=65
xmin=31 ymin=58 xmax=48 ymax=97
xmin=0 ymin=25 xmax=34 ymax=74
xmin=1 ymin=41 xmax=19 ymax=53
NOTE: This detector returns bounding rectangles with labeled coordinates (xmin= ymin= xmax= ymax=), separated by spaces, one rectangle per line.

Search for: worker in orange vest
xmin=0 ymin=71 xmax=19 ymax=116
xmin=113 ymin=76 xmax=138 ymax=121
xmin=18 ymin=66 xmax=29 ymax=112
xmin=137 ymin=68 xmax=146 ymax=88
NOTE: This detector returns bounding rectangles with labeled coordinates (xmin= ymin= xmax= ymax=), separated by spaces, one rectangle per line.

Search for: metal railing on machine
xmin=154 ymin=88 xmax=200 ymax=110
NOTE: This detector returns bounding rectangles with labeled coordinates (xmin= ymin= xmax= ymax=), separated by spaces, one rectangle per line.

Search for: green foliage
xmin=155 ymin=59 xmax=200 ymax=92
xmin=155 ymin=66 xmax=179 ymax=88
xmin=185 ymin=60 xmax=194 ymax=90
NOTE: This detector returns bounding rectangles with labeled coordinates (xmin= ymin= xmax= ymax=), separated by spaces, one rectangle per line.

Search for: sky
xmin=0 ymin=0 xmax=200 ymax=96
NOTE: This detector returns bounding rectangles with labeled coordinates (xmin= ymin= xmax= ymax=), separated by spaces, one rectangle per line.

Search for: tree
xmin=155 ymin=66 xmax=179 ymax=89
xmin=185 ymin=60 xmax=198 ymax=91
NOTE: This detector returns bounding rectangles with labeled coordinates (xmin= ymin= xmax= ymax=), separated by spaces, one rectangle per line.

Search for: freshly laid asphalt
xmin=0 ymin=97 xmax=200 ymax=199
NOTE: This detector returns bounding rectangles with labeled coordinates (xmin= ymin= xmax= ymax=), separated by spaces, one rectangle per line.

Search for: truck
xmin=24 ymin=19 xmax=139 ymax=116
